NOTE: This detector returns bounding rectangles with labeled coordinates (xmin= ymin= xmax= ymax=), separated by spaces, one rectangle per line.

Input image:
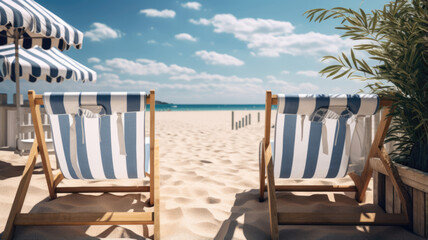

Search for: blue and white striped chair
xmin=260 ymin=91 xmax=410 ymax=239
xmin=4 ymin=90 xmax=160 ymax=240
xmin=44 ymin=92 xmax=150 ymax=180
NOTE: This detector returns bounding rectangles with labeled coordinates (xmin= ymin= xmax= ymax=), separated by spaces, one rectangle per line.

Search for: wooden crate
xmin=371 ymin=157 xmax=428 ymax=237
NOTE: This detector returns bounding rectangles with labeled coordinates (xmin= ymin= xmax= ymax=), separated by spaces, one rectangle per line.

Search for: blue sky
xmin=0 ymin=0 xmax=390 ymax=104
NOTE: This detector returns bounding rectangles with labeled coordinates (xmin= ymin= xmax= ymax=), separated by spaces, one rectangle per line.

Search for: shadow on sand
xmin=3 ymin=193 xmax=153 ymax=240
xmin=0 ymin=159 xmax=47 ymax=180
xmin=214 ymin=188 xmax=420 ymax=240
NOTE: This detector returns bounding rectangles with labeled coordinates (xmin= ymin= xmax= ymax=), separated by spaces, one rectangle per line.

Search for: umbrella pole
xmin=14 ymin=29 xmax=21 ymax=151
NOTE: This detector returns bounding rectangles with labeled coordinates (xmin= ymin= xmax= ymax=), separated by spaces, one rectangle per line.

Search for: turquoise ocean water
xmin=151 ymin=104 xmax=277 ymax=111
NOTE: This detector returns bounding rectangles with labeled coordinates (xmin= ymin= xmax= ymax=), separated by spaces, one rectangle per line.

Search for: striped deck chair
xmin=260 ymin=91 xmax=411 ymax=240
xmin=2 ymin=90 xmax=159 ymax=240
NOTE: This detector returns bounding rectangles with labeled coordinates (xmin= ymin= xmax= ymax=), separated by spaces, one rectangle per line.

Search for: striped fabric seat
xmin=44 ymin=92 xmax=148 ymax=180
xmin=272 ymin=94 xmax=379 ymax=179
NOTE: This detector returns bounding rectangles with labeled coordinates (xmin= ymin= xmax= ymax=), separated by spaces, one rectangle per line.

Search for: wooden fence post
xmin=232 ymin=111 xmax=234 ymax=130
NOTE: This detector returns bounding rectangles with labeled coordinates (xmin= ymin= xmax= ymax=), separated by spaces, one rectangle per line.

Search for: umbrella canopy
xmin=0 ymin=45 xmax=96 ymax=83
xmin=0 ymin=0 xmax=83 ymax=50
xmin=0 ymin=0 xmax=86 ymax=150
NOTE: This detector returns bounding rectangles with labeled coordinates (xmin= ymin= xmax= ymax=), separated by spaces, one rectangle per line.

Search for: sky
xmin=0 ymin=0 xmax=391 ymax=104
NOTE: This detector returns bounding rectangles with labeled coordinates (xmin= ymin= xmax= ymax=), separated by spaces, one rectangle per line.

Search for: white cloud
xmin=268 ymin=76 xmax=319 ymax=92
xmin=195 ymin=50 xmax=244 ymax=66
xmin=99 ymin=73 xmax=120 ymax=80
xmin=189 ymin=18 xmax=211 ymax=25
xmin=147 ymin=40 xmax=157 ymax=44
xmin=175 ymin=33 xmax=197 ymax=42
xmin=103 ymin=58 xmax=196 ymax=76
xmin=266 ymin=75 xmax=276 ymax=81
xmin=93 ymin=65 xmax=112 ymax=72
xmin=181 ymin=2 xmax=202 ymax=10
xmin=140 ymin=9 xmax=176 ymax=18
xmin=191 ymin=14 xmax=355 ymax=57
xmin=96 ymin=72 xmax=263 ymax=96
xmin=84 ymin=22 xmax=121 ymax=42
xmin=296 ymin=70 xmax=319 ymax=77
xmin=101 ymin=78 xmax=263 ymax=95
xmin=280 ymin=70 xmax=290 ymax=75
xmin=93 ymin=57 xmax=261 ymax=90
xmin=204 ymin=14 xmax=294 ymax=35
xmin=169 ymin=72 xmax=261 ymax=83
xmin=88 ymin=57 xmax=101 ymax=63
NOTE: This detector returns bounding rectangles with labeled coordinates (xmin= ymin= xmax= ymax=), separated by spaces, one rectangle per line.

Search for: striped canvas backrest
xmin=43 ymin=92 xmax=147 ymax=180
xmin=273 ymin=94 xmax=379 ymax=179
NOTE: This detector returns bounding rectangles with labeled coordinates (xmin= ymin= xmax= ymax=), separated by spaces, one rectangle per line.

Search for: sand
xmin=0 ymin=110 xmax=423 ymax=239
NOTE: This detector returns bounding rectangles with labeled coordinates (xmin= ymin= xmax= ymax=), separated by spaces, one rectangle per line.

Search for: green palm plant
xmin=304 ymin=0 xmax=428 ymax=171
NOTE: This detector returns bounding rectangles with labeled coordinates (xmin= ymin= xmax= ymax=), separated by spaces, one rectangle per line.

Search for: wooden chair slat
xmin=15 ymin=212 xmax=154 ymax=225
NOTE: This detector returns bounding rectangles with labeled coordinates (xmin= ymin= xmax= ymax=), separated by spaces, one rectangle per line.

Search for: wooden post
xmin=239 ymin=121 xmax=241 ymax=128
xmin=242 ymin=117 xmax=244 ymax=127
xmin=235 ymin=122 xmax=238 ymax=130
xmin=413 ymin=189 xmax=426 ymax=237
xmin=245 ymin=115 xmax=248 ymax=126
xmin=249 ymin=114 xmax=251 ymax=125
xmin=258 ymin=112 xmax=260 ymax=122
xmin=149 ymin=90 xmax=155 ymax=206
xmin=385 ymin=176 xmax=394 ymax=213
xmin=231 ymin=111 xmax=234 ymax=130
xmin=373 ymin=171 xmax=386 ymax=211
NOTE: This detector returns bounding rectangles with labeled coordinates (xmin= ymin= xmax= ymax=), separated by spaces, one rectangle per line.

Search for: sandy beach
xmin=0 ymin=110 xmax=423 ymax=239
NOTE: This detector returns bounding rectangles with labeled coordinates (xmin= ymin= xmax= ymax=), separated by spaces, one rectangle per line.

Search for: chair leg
xmin=2 ymin=142 xmax=39 ymax=240
xmin=377 ymin=147 xmax=412 ymax=224
xmin=265 ymin=144 xmax=279 ymax=240
xmin=355 ymin=107 xmax=392 ymax=203
xmin=259 ymin=139 xmax=265 ymax=202
xmin=348 ymin=172 xmax=364 ymax=202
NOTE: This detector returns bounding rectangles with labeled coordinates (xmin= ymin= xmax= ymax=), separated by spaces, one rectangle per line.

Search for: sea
xmin=152 ymin=104 xmax=277 ymax=111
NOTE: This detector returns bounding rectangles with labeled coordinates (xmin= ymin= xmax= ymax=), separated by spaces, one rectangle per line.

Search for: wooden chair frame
xmin=2 ymin=90 xmax=160 ymax=240
xmin=260 ymin=90 xmax=412 ymax=239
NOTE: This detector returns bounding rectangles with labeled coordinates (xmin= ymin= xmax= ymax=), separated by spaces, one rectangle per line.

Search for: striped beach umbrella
xmin=0 ymin=45 xmax=96 ymax=83
xmin=0 ymin=0 xmax=84 ymax=149
xmin=0 ymin=0 xmax=83 ymax=50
